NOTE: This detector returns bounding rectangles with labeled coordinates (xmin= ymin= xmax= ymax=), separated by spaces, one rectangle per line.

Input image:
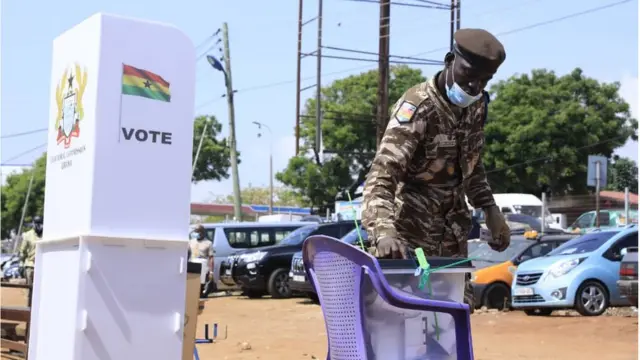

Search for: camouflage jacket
xmin=362 ymin=76 xmax=496 ymax=243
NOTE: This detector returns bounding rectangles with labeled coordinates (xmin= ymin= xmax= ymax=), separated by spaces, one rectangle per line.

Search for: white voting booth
xmin=29 ymin=13 xmax=195 ymax=360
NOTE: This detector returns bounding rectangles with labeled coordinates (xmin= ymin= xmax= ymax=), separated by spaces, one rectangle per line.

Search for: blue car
xmin=511 ymin=226 xmax=638 ymax=316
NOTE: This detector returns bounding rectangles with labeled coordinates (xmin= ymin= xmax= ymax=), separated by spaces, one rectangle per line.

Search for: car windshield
xmin=340 ymin=227 xmax=368 ymax=244
xmin=469 ymin=240 xmax=530 ymax=263
xmin=279 ymin=225 xmax=318 ymax=246
xmin=547 ymin=231 xmax=618 ymax=256
xmin=513 ymin=205 xmax=553 ymax=218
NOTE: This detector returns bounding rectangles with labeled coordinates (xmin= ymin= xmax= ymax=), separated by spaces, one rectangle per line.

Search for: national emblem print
xmin=54 ymin=63 xmax=88 ymax=148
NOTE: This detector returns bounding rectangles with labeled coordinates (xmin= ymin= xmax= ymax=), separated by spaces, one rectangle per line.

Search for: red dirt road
xmin=3 ymin=287 xmax=637 ymax=359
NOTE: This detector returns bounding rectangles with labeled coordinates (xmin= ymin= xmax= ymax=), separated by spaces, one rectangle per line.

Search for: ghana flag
xmin=122 ymin=64 xmax=171 ymax=102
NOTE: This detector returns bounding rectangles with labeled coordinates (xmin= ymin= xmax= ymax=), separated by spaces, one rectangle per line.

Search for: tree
xmin=276 ymin=65 xmax=426 ymax=210
xmin=606 ymin=157 xmax=638 ymax=193
xmin=0 ymin=114 xmax=235 ymax=238
xmin=483 ymin=68 xmax=638 ymax=195
xmin=211 ymin=186 xmax=306 ymax=207
xmin=191 ymin=115 xmax=239 ymax=183
xmin=1 ymin=154 xmax=47 ymax=238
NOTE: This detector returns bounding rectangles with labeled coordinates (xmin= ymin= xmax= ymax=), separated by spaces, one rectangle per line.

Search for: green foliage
xmin=1 ymin=155 xmax=46 ymax=238
xmin=191 ymin=115 xmax=240 ymax=183
xmin=211 ymin=186 xmax=306 ymax=206
xmin=276 ymin=65 xmax=426 ymax=209
xmin=484 ymin=68 xmax=638 ymax=195
xmin=606 ymin=157 xmax=638 ymax=193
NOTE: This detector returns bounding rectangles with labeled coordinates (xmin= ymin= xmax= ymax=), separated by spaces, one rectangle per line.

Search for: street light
xmin=252 ymin=121 xmax=273 ymax=215
xmin=206 ymin=53 xmax=243 ymax=222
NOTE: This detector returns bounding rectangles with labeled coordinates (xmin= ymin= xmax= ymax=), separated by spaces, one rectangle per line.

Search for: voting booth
xmin=28 ymin=13 xmax=196 ymax=360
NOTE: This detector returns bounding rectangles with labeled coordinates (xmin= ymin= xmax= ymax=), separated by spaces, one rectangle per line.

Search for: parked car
xmin=470 ymin=234 xmax=577 ymax=309
xmin=290 ymin=225 xmax=370 ymax=301
xmin=192 ymin=221 xmax=306 ymax=295
xmin=567 ymin=209 xmax=638 ymax=234
xmin=512 ymin=226 xmax=638 ymax=316
xmin=1 ymin=253 xmax=22 ymax=280
xmin=233 ymin=221 xmax=360 ymax=298
xmin=617 ymin=246 xmax=638 ymax=306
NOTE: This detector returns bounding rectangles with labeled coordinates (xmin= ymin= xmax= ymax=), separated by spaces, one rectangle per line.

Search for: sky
xmin=1 ymin=0 xmax=638 ymax=200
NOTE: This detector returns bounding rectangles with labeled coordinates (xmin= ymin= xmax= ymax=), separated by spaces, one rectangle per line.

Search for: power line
xmin=322 ymin=45 xmax=443 ymax=63
xmin=304 ymin=52 xmax=443 ymax=66
xmin=1 ymin=128 xmax=47 ymax=139
xmin=194 ymin=0 xmax=631 ymax=109
xmin=411 ymin=0 xmax=635 ymax=57
xmin=342 ymin=0 xmax=450 ymax=10
xmin=1 ymin=143 xmax=47 ymax=165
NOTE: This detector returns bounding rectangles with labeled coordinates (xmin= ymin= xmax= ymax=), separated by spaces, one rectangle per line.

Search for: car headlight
xmin=548 ymin=258 xmax=585 ymax=278
xmin=240 ymin=251 xmax=267 ymax=263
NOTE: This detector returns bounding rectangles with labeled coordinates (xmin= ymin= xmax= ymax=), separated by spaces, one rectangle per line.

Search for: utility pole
xmin=222 ymin=23 xmax=243 ymax=221
xmin=449 ymin=0 xmax=456 ymax=51
xmin=295 ymin=0 xmax=304 ymax=156
xmin=456 ymin=0 xmax=461 ymax=30
xmin=315 ymin=0 xmax=324 ymax=154
xmin=13 ymin=170 xmax=35 ymax=253
xmin=376 ymin=0 xmax=391 ymax=148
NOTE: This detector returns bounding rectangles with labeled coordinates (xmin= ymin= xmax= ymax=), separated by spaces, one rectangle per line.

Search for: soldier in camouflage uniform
xmin=362 ymin=28 xmax=512 ymax=309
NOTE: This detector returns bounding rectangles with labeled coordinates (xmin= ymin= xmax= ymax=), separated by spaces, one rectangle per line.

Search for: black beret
xmin=453 ymin=28 xmax=506 ymax=73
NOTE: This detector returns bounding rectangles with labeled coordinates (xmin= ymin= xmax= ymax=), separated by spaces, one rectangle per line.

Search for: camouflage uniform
xmin=362 ymin=76 xmax=496 ymax=307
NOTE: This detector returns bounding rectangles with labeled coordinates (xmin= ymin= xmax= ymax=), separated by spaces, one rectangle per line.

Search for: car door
xmin=601 ymin=232 xmax=639 ymax=304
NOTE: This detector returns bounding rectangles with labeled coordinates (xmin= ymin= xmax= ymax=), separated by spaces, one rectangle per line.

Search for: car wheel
xmin=524 ymin=308 xmax=553 ymax=316
xmin=482 ymin=283 xmax=511 ymax=310
xmin=575 ymin=280 xmax=609 ymax=316
xmin=268 ymin=268 xmax=293 ymax=299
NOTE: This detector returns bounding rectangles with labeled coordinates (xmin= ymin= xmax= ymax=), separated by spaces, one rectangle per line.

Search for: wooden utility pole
xmin=449 ymin=0 xmax=455 ymax=51
xmin=295 ymin=0 xmax=303 ymax=155
xmin=456 ymin=0 xmax=461 ymax=30
xmin=376 ymin=0 xmax=391 ymax=148
xmin=222 ymin=23 xmax=243 ymax=221
xmin=315 ymin=0 xmax=324 ymax=154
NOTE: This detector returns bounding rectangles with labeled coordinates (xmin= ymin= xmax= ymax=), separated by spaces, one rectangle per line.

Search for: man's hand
xmin=484 ymin=205 xmax=511 ymax=252
xmin=376 ymin=237 xmax=408 ymax=259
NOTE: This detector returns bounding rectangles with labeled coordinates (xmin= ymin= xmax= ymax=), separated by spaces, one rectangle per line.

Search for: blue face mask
xmin=445 ymin=59 xmax=483 ymax=108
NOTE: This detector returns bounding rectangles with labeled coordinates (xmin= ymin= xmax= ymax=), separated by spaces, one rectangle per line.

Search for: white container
xmin=362 ymin=258 xmax=473 ymax=360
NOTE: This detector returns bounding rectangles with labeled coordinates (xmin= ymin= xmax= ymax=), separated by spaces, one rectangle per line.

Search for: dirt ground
xmin=2 ymin=287 xmax=637 ymax=360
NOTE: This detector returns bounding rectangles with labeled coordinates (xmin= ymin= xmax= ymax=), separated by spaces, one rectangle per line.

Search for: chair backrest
xmin=302 ymin=235 xmax=370 ymax=359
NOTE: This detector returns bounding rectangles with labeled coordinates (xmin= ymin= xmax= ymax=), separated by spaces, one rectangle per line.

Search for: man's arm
xmin=462 ymin=95 xmax=496 ymax=209
xmin=362 ymin=98 xmax=427 ymax=246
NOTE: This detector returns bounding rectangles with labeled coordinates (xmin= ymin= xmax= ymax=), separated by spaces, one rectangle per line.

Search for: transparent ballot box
xmin=362 ymin=258 xmax=473 ymax=360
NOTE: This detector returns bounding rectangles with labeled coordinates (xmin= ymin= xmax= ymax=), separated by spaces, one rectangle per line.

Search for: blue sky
xmin=1 ymin=0 xmax=638 ymax=201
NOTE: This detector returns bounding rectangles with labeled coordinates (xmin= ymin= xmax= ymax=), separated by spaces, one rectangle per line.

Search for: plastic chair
xmin=302 ymin=235 xmax=474 ymax=360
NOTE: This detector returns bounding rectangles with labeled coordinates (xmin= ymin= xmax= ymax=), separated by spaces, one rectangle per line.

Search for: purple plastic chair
xmin=302 ymin=235 xmax=474 ymax=360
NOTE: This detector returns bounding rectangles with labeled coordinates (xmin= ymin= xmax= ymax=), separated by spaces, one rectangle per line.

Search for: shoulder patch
xmin=394 ymin=101 xmax=417 ymax=123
